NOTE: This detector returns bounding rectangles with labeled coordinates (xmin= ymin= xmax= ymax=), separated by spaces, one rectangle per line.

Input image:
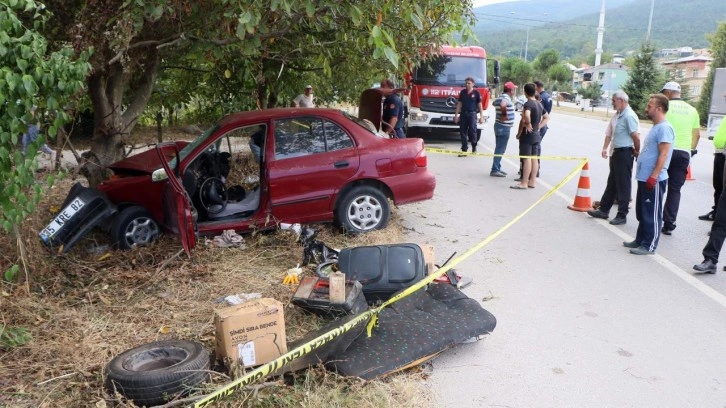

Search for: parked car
xmin=514 ymin=95 xmax=526 ymax=112
xmin=40 ymin=108 xmax=436 ymax=254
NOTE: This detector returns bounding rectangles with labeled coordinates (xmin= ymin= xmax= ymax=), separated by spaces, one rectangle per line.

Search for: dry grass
xmin=0 ymin=127 xmax=434 ymax=408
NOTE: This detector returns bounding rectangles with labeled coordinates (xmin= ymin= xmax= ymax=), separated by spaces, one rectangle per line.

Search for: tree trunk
xmin=79 ymin=53 xmax=160 ymax=187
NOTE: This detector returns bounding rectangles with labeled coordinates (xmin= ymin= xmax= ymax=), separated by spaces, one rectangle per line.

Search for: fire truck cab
xmin=404 ymin=45 xmax=490 ymax=137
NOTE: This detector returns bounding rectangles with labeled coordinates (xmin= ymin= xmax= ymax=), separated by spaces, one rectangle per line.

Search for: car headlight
xmin=409 ymin=112 xmax=428 ymax=121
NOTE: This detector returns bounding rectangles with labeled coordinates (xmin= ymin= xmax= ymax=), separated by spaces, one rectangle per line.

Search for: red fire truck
xmin=404 ymin=45 xmax=490 ymax=137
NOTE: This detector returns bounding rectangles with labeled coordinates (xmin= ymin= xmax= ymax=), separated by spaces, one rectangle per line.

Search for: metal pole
xmin=646 ymin=0 xmax=654 ymax=42
xmin=524 ymin=27 xmax=529 ymax=62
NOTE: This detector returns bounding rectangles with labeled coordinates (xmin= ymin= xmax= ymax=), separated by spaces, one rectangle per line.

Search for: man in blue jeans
xmin=490 ymin=81 xmax=517 ymax=176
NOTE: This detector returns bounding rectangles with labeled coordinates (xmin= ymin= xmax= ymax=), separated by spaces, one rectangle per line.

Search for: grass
xmin=0 ymin=126 xmax=435 ymax=408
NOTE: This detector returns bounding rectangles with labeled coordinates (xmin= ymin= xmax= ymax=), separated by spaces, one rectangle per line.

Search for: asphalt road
xmin=402 ymin=107 xmax=726 ymax=407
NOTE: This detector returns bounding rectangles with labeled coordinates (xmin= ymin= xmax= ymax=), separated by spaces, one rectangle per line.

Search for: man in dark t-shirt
xmin=512 ymin=83 xmax=549 ymax=189
xmin=381 ymin=79 xmax=405 ymax=138
xmin=454 ymin=77 xmax=485 ymax=153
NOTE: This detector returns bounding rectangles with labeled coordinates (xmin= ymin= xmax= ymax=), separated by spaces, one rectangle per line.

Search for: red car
xmin=40 ymin=108 xmax=435 ymax=254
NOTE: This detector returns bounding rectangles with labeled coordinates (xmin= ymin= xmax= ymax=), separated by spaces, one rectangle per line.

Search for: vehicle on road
xmin=40 ymin=108 xmax=436 ymax=254
xmin=404 ymin=45 xmax=490 ymax=137
xmin=514 ymin=95 xmax=526 ymax=112
xmin=707 ymin=67 xmax=726 ymax=138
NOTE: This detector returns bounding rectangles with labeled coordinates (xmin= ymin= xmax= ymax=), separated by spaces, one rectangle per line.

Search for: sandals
xmin=510 ymin=184 xmax=528 ymax=190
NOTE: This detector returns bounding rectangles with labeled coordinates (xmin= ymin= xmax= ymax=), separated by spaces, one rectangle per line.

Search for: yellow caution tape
xmin=195 ymin=156 xmax=589 ymax=406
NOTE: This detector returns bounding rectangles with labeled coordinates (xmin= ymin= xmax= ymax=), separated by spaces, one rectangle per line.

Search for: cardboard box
xmin=420 ymin=243 xmax=436 ymax=274
xmin=214 ymin=298 xmax=287 ymax=367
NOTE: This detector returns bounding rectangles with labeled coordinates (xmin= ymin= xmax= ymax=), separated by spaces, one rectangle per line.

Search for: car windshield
xmin=413 ymin=55 xmax=487 ymax=87
xmin=167 ymin=124 xmax=220 ymax=169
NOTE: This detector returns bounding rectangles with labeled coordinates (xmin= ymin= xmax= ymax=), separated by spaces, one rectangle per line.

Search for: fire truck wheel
xmin=105 ymin=339 xmax=210 ymax=406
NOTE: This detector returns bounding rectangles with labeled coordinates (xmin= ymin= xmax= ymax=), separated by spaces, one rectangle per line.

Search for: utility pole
xmin=524 ymin=27 xmax=529 ymax=62
xmin=595 ymin=0 xmax=606 ymax=66
xmin=645 ymin=0 xmax=654 ymax=43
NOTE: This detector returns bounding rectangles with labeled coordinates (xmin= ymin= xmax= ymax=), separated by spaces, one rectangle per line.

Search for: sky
xmin=472 ymin=0 xmax=521 ymax=7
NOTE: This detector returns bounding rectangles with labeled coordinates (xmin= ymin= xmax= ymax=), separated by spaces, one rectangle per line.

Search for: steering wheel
xmin=198 ymin=177 xmax=228 ymax=215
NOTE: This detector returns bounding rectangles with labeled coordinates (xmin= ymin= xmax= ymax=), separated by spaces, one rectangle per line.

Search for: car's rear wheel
xmin=112 ymin=206 xmax=161 ymax=250
xmin=336 ymin=186 xmax=390 ymax=234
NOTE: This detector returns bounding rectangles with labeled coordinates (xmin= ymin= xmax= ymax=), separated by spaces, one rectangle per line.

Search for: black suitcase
xmin=336 ymin=243 xmax=427 ymax=303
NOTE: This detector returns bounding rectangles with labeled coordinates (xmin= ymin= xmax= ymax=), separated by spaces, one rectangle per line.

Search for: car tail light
xmin=415 ymin=149 xmax=427 ymax=167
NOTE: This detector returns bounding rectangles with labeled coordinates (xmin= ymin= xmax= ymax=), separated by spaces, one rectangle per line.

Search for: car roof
xmin=217 ymin=108 xmax=346 ymax=127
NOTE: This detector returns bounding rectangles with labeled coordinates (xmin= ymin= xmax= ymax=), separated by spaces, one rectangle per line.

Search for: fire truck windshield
xmin=413 ymin=55 xmax=487 ymax=87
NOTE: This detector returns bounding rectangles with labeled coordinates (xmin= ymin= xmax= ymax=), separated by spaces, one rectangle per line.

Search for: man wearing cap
xmin=534 ymin=80 xmax=552 ymax=175
xmin=490 ymin=81 xmax=517 ymax=176
xmin=660 ymin=81 xmax=700 ymax=235
xmin=380 ymin=79 xmax=405 ymax=138
xmin=293 ymin=85 xmax=315 ymax=108
xmin=454 ymin=77 xmax=485 ymax=154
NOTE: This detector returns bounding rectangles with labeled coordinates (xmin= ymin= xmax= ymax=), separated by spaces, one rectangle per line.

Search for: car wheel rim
xmin=124 ymin=217 xmax=160 ymax=246
xmin=346 ymin=195 xmax=383 ymax=231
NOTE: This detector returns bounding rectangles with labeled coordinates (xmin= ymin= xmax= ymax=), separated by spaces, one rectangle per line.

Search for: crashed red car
xmin=40 ymin=108 xmax=435 ymax=254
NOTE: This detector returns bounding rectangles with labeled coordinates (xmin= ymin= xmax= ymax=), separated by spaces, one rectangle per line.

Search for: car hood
xmin=107 ymin=141 xmax=189 ymax=175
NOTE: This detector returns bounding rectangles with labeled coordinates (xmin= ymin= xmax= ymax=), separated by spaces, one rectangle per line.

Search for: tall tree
xmin=698 ymin=21 xmax=726 ymax=126
xmin=41 ymin=0 xmax=476 ymax=187
xmin=622 ymin=42 xmax=664 ymax=118
xmin=500 ymin=57 xmax=533 ymax=89
xmin=0 ymin=0 xmax=90 ymax=281
xmin=533 ymin=48 xmax=560 ymax=76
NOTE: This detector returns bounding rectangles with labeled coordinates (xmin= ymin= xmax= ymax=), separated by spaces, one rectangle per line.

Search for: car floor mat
xmin=325 ymin=283 xmax=496 ymax=379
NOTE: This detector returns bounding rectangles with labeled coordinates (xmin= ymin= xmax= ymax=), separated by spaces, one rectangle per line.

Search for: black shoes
xmin=609 ymin=216 xmax=626 ymax=225
xmin=699 ymin=211 xmax=715 ymax=221
xmin=623 ymin=240 xmax=639 ymax=248
xmin=587 ymin=209 xmax=609 ymax=220
xmin=693 ymin=259 xmax=717 ymax=274
xmin=662 ymin=223 xmax=676 ymax=235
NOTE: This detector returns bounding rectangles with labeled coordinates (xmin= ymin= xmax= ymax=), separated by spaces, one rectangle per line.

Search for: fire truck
xmin=404 ymin=45 xmax=490 ymax=137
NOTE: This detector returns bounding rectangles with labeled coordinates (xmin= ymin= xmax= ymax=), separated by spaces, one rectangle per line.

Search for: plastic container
xmin=291 ymin=276 xmax=367 ymax=318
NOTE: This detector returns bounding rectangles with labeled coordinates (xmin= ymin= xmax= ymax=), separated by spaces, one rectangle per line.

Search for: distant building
xmin=573 ymin=63 xmax=629 ymax=101
xmin=661 ymin=55 xmax=713 ymax=99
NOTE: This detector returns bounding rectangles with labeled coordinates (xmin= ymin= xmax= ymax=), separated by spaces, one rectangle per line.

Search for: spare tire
xmin=105 ymin=339 xmax=210 ymax=406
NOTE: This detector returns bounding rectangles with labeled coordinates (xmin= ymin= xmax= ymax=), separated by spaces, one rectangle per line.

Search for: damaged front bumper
xmin=39 ymin=183 xmax=117 ymax=254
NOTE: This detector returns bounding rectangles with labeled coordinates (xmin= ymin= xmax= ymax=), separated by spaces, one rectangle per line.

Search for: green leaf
xmin=383 ymin=46 xmax=398 ymax=68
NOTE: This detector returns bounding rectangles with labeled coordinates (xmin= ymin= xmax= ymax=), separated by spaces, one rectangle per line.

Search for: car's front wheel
xmin=111 ymin=206 xmax=161 ymax=250
xmin=336 ymin=186 xmax=390 ymax=234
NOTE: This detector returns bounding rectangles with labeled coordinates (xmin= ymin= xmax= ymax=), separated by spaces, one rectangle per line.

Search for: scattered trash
xmin=216 ymin=292 xmax=262 ymax=306
xmin=291 ymin=276 xmax=367 ymax=318
xmin=211 ymin=229 xmax=246 ymax=248
xmin=282 ymin=264 xmax=302 ymax=285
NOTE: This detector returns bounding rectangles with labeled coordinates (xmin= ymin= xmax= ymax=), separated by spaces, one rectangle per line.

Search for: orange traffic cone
xmin=686 ymin=165 xmax=695 ymax=181
xmin=568 ymin=161 xmax=593 ymax=212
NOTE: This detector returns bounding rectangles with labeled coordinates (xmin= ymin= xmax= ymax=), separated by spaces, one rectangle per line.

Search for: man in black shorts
xmin=511 ymin=83 xmax=548 ymax=189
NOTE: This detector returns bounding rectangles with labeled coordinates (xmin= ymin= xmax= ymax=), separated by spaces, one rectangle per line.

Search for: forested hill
xmin=474 ymin=0 xmax=726 ymax=60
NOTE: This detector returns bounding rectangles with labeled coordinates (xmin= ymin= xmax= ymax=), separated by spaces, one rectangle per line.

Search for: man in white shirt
xmin=293 ymin=85 xmax=315 ymax=107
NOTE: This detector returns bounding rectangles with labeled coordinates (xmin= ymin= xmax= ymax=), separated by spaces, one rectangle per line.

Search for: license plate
xmin=39 ymin=197 xmax=86 ymax=240
xmin=441 ymin=116 xmax=453 ymax=122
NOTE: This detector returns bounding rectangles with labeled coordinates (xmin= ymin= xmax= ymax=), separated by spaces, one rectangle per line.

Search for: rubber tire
xmin=105 ymin=339 xmax=210 ymax=407
xmin=336 ymin=186 xmax=390 ymax=234
xmin=111 ymin=206 xmax=161 ymax=250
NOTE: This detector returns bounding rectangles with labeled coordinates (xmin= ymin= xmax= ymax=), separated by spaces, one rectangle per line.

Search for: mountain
xmin=474 ymin=0 xmax=634 ymax=32
xmin=473 ymin=0 xmax=726 ymax=60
